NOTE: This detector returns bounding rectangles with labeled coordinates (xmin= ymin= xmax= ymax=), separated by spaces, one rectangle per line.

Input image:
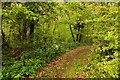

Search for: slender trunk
xmin=22 ymin=22 xmax=27 ymax=40
xmin=1 ymin=26 xmax=5 ymax=49
xmin=69 ymin=25 xmax=75 ymax=42
xmin=29 ymin=19 xmax=34 ymax=42
xmin=78 ymin=34 xmax=82 ymax=42
xmin=76 ymin=34 xmax=79 ymax=41
xmin=76 ymin=27 xmax=80 ymax=41
xmin=66 ymin=13 xmax=75 ymax=42
xmin=22 ymin=27 xmax=27 ymax=40
xmin=1 ymin=29 xmax=5 ymax=45
xmin=53 ymin=16 xmax=57 ymax=35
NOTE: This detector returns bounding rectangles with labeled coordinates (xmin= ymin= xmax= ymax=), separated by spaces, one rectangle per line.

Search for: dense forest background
xmin=1 ymin=2 xmax=120 ymax=78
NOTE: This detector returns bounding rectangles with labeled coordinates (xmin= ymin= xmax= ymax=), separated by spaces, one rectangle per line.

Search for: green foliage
xmin=2 ymin=42 xmax=81 ymax=79
xmin=83 ymin=2 xmax=119 ymax=78
xmin=2 ymin=2 xmax=119 ymax=79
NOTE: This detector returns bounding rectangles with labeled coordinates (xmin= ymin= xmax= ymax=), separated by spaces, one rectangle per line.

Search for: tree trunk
xmin=1 ymin=28 xmax=5 ymax=45
xmin=22 ymin=22 xmax=28 ymax=40
xmin=29 ymin=19 xmax=34 ymax=42
xmin=76 ymin=27 xmax=80 ymax=42
xmin=69 ymin=25 xmax=75 ymax=42
xmin=22 ymin=27 xmax=27 ymax=40
xmin=78 ymin=34 xmax=82 ymax=42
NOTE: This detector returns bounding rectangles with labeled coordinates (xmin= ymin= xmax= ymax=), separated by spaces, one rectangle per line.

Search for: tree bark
xmin=22 ymin=22 xmax=28 ymax=40
xmin=29 ymin=19 xmax=35 ymax=42
xmin=78 ymin=34 xmax=82 ymax=42
xmin=69 ymin=25 xmax=75 ymax=42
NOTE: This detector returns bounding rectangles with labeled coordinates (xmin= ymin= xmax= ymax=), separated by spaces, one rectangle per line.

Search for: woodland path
xmin=35 ymin=46 xmax=93 ymax=78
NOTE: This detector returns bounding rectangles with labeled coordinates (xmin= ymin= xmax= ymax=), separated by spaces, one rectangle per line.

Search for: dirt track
xmin=35 ymin=46 xmax=92 ymax=78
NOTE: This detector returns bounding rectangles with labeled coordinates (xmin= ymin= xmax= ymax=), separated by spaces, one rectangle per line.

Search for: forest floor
xmin=35 ymin=46 xmax=93 ymax=78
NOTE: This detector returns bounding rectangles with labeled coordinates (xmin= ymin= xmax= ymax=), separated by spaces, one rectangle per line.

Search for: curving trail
xmin=35 ymin=46 xmax=93 ymax=78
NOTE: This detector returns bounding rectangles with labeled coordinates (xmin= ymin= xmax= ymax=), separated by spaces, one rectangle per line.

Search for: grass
xmin=37 ymin=46 xmax=92 ymax=78
xmin=61 ymin=51 xmax=90 ymax=78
